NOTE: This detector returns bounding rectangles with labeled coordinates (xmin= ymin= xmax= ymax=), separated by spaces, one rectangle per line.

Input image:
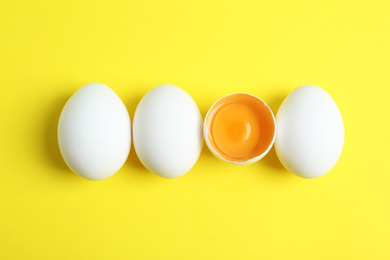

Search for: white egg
xmin=133 ymin=84 xmax=203 ymax=178
xmin=275 ymin=85 xmax=344 ymax=179
xmin=58 ymin=83 xmax=131 ymax=180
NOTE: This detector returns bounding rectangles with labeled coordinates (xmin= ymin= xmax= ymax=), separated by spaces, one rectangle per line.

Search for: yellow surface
xmin=1 ymin=0 xmax=389 ymax=259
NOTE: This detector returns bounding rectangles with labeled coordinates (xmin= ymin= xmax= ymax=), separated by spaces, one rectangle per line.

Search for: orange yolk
xmin=212 ymin=103 xmax=260 ymax=158
xmin=205 ymin=94 xmax=275 ymax=162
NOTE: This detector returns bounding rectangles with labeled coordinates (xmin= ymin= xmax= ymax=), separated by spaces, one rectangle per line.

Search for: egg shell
xmin=203 ymin=93 xmax=276 ymax=165
xmin=133 ymin=84 xmax=203 ymax=178
xmin=58 ymin=83 xmax=131 ymax=180
xmin=275 ymin=85 xmax=344 ymax=179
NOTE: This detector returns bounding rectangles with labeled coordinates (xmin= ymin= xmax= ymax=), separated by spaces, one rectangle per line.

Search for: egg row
xmin=58 ymin=83 xmax=344 ymax=180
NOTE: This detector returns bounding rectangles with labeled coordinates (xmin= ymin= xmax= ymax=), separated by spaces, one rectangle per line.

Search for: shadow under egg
xmin=126 ymin=145 xmax=146 ymax=171
xmin=262 ymin=146 xmax=287 ymax=172
xmin=44 ymin=95 xmax=73 ymax=174
xmin=123 ymin=93 xmax=153 ymax=178
xmin=259 ymin=92 xmax=293 ymax=179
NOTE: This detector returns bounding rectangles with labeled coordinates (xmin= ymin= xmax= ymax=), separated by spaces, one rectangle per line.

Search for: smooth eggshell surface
xmin=58 ymin=83 xmax=131 ymax=180
xmin=133 ymin=84 xmax=203 ymax=178
xmin=275 ymin=85 xmax=344 ymax=179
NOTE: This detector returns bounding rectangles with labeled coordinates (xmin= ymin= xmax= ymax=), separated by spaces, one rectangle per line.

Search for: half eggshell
xmin=204 ymin=93 xmax=276 ymax=165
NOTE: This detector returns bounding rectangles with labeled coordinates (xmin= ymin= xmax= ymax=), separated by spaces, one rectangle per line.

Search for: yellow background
xmin=1 ymin=0 xmax=389 ymax=259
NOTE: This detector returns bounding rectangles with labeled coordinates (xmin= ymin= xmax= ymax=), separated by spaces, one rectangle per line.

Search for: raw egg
xmin=204 ymin=93 xmax=276 ymax=164
xmin=133 ymin=84 xmax=203 ymax=178
xmin=58 ymin=83 xmax=131 ymax=180
xmin=275 ymin=85 xmax=344 ymax=178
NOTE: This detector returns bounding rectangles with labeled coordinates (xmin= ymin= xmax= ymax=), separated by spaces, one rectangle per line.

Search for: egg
xmin=58 ymin=83 xmax=131 ymax=180
xmin=132 ymin=84 xmax=203 ymax=178
xmin=204 ymin=93 xmax=276 ymax=164
xmin=275 ymin=85 xmax=344 ymax=178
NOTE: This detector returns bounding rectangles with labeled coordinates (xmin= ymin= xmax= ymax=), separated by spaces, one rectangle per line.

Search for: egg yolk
xmin=205 ymin=94 xmax=275 ymax=162
xmin=212 ymin=103 xmax=260 ymax=158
